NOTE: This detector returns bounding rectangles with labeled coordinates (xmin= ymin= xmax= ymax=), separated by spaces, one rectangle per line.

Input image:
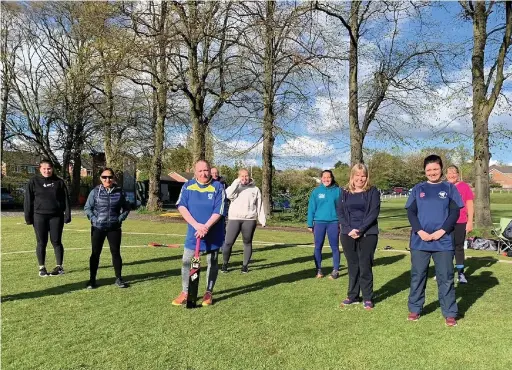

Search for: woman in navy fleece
xmin=405 ymin=155 xmax=463 ymax=327
xmin=337 ymin=163 xmax=380 ymax=310
xmin=307 ymin=170 xmax=341 ymax=279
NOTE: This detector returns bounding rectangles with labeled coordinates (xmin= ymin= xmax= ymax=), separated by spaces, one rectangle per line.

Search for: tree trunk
xmin=146 ymin=1 xmax=168 ymax=212
xmin=261 ymin=0 xmax=276 ymax=217
xmin=192 ymin=115 xmax=207 ymax=162
xmin=471 ymin=2 xmax=492 ymax=228
xmin=348 ymin=1 xmax=362 ymax=166
xmin=71 ymin=150 xmax=82 ymax=206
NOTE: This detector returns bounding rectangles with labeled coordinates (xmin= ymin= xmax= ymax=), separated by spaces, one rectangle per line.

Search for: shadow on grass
xmin=214 ymin=268 xmax=348 ymax=303
xmin=70 ymin=254 xmax=184 ymax=273
xmin=464 ymin=257 xmax=498 ymax=277
xmin=373 ymin=254 xmax=405 ymax=266
xmin=253 ymin=243 xmax=313 ymax=253
xmin=1 ymin=268 xmax=181 ymax=302
xmin=422 ymin=270 xmax=499 ymax=318
xmin=249 ymin=252 xmax=336 ymax=272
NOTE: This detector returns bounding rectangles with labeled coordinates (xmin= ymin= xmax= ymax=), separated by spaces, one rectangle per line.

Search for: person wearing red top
xmin=446 ymin=165 xmax=474 ymax=284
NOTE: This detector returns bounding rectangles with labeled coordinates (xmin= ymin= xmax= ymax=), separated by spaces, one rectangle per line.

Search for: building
xmin=489 ymin=165 xmax=512 ymax=189
xmin=1 ymin=151 xmax=42 ymax=176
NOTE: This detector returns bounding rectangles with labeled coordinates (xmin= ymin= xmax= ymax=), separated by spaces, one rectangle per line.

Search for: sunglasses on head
xmin=101 ymin=176 xmax=113 ymax=180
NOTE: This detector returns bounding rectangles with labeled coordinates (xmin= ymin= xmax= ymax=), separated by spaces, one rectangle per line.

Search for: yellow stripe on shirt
xmin=186 ymin=183 xmax=216 ymax=193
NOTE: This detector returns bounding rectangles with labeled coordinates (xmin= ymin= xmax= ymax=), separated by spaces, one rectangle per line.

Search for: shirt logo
xmin=318 ymin=194 xmax=325 ymax=199
xmin=438 ymin=191 xmax=447 ymax=199
xmin=43 ymin=183 xmax=54 ymax=188
xmin=420 ymin=192 xmax=425 ymax=198
xmin=208 ymin=193 xmax=213 ymax=200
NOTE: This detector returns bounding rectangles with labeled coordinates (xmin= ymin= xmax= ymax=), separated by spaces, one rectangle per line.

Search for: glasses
xmin=101 ymin=176 xmax=113 ymax=180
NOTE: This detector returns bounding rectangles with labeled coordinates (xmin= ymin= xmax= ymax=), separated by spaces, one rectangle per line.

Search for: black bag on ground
xmin=503 ymin=220 xmax=512 ymax=240
xmin=469 ymin=237 xmax=497 ymax=251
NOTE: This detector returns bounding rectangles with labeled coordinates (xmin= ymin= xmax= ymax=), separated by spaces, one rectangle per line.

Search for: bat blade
xmin=186 ymin=238 xmax=201 ymax=309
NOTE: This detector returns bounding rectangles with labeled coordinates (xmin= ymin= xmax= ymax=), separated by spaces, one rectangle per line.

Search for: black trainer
xmin=221 ymin=263 xmax=228 ymax=273
xmin=49 ymin=266 xmax=64 ymax=276
xmin=86 ymin=280 xmax=97 ymax=289
xmin=115 ymin=278 xmax=128 ymax=288
xmin=39 ymin=267 xmax=48 ymax=277
xmin=241 ymin=265 xmax=249 ymax=274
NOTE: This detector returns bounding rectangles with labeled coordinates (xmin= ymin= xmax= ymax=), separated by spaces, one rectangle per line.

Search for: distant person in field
xmin=337 ymin=164 xmax=380 ymax=310
xmin=84 ymin=168 xmax=131 ymax=289
xmin=172 ymin=160 xmax=226 ymax=307
xmin=24 ymin=159 xmax=71 ymax=277
xmin=446 ymin=165 xmax=474 ymax=284
xmin=405 ymin=155 xmax=463 ymax=327
xmin=307 ymin=170 xmax=341 ymax=279
xmin=211 ymin=167 xmax=226 ymax=189
xmin=221 ymin=168 xmax=266 ymax=274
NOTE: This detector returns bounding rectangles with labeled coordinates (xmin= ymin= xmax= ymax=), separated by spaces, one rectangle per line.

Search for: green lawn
xmin=270 ymin=193 xmax=512 ymax=234
xmin=2 ymin=217 xmax=511 ymax=369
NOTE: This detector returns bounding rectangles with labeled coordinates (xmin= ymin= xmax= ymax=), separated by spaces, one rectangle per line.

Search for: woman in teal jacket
xmin=307 ymin=170 xmax=341 ymax=279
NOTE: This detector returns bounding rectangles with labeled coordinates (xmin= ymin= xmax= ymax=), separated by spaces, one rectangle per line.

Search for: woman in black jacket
xmin=84 ymin=168 xmax=130 ymax=289
xmin=24 ymin=159 xmax=71 ymax=277
xmin=337 ymin=163 xmax=380 ymax=310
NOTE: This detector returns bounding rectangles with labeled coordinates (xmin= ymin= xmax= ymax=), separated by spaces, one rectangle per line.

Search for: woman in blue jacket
xmin=84 ymin=168 xmax=131 ymax=289
xmin=307 ymin=170 xmax=341 ymax=279
xmin=337 ymin=163 xmax=380 ymax=310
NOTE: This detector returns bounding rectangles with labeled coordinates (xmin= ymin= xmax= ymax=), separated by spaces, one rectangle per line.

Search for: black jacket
xmin=336 ymin=186 xmax=380 ymax=235
xmin=24 ymin=174 xmax=71 ymax=224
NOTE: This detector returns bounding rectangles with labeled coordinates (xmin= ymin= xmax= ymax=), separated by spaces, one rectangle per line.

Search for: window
xmin=28 ymin=166 xmax=36 ymax=174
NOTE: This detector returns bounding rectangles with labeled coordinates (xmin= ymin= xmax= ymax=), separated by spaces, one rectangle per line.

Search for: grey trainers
xmin=39 ymin=267 xmax=48 ymax=277
xmin=49 ymin=266 xmax=64 ymax=276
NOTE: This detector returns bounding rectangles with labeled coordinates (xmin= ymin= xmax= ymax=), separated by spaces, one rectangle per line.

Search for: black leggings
xmin=90 ymin=227 xmax=123 ymax=281
xmin=222 ymin=219 xmax=257 ymax=266
xmin=33 ymin=213 xmax=64 ymax=266
xmin=453 ymin=223 xmax=467 ymax=267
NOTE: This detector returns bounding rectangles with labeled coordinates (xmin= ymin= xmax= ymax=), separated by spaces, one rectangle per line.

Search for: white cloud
xmin=277 ymin=136 xmax=334 ymax=158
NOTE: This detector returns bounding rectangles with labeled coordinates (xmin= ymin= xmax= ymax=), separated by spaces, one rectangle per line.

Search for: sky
xmin=209 ymin=1 xmax=512 ymax=169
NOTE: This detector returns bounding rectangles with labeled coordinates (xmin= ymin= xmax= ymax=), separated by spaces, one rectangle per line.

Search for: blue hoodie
xmin=307 ymin=184 xmax=340 ymax=227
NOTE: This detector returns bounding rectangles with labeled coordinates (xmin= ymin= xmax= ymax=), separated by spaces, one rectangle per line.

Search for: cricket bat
xmin=186 ymin=238 xmax=201 ymax=309
xmin=148 ymin=242 xmax=180 ymax=248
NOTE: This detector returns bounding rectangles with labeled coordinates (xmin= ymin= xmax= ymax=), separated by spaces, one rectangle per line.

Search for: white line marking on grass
xmin=1 ymin=245 xmax=166 ymax=255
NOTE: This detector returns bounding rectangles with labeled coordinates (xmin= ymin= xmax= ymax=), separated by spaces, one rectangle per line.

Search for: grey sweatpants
xmin=222 ymin=219 xmax=257 ymax=266
xmin=181 ymin=248 xmax=219 ymax=293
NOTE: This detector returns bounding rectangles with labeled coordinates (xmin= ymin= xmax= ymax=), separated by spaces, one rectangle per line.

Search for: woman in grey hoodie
xmin=221 ymin=168 xmax=266 ymax=273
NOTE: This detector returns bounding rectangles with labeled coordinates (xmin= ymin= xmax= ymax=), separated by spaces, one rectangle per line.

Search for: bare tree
xmin=169 ymin=0 xmax=252 ymax=162
xmin=236 ymin=1 xmax=328 ymax=216
xmin=123 ymin=1 xmax=174 ymax=211
xmin=315 ymin=1 xmax=447 ymax=165
xmin=0 ymin=3 xmax=22 ymax=160
xmin=459 ymin=1 xmax=512 ymax=228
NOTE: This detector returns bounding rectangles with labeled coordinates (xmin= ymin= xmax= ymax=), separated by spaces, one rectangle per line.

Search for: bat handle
xmin=194 ymin=237 xmax=201 ymax=259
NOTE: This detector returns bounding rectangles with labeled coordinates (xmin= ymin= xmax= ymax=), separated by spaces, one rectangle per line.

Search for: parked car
xmin=1 ymin=187 xmax=15 ymax=208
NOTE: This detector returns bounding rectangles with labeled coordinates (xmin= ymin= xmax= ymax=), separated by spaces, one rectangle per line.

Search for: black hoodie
xmin=24 ymin=174 xmax=71 ymax=224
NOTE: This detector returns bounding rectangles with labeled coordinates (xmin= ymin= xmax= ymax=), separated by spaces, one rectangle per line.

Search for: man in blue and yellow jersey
xmin=172 ymin=160 xmax=226 ymax=306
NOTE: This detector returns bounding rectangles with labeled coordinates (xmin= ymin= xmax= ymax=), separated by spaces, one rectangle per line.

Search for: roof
xmin=2 ymin=150 xmax=42 ymax=165
xmin=490 ymin=165 xmax=512 ymax=174
xmin=168 ymin=171 xmax=194 ymax=183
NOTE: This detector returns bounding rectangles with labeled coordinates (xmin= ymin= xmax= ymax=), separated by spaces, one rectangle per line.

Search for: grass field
xmin=1 ymin=215 xmax=511 ymax=370
xmin=270 ymin=193 xmax=512 ymax=234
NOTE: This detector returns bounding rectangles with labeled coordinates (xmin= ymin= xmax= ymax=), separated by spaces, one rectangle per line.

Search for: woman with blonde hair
xmin=337 ymin=163 xmax=380 ymax=310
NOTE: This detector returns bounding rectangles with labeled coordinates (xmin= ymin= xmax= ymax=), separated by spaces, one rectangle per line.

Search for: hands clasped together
xmin=417 ymin=229 xmax=446 ymax=242
xmin=193 ymin=223 xmax=209 ymax=239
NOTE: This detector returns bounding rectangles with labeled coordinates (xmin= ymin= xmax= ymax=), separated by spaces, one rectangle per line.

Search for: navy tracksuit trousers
xmin=408 ymin=249 xmax=457 ymax=318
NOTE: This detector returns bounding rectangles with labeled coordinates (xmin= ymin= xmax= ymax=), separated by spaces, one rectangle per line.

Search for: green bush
xmin=290 ymin=185 xmax=316 ymax=222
